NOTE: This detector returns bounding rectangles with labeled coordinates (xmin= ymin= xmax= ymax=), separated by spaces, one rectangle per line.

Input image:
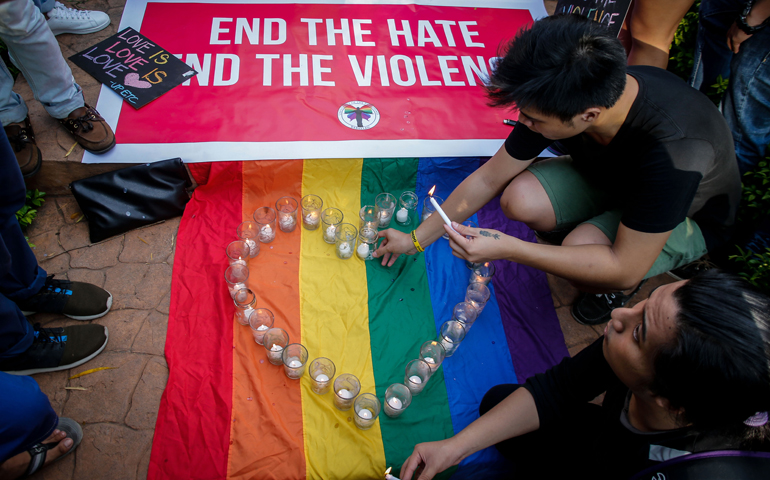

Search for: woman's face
xmin=602 ymin=281 xmax=684 ymax=395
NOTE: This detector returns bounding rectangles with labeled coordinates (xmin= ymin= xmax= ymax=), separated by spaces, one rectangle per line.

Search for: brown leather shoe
xmin=4 ymin=117 xmax=42 ymax=178
xmin=59 ymin=104 xmax=115 ymax=154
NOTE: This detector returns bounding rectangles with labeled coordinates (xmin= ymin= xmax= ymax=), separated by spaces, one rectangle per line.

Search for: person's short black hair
xmin=650 ymin=270 xmax=770 ymax=431
xmin=486 ymin=14 xmax=627 ymax=123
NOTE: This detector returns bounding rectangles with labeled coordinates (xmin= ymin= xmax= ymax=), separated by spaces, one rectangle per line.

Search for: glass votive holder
xmin=282 ymin=343 xmax=308 ymax=379
xmin=404 ymin=359 xmax=431 ymax=396
xmin=421 ymin=194 xmax=444 ymax=224
xmin=353 ymin=393 xmax=381 ymax=430
xmin=248 ymin=308 xmax=274 ymax=345
xmin=333 ymin=373 xmax=361 ymax=411
xmin=469 ymin=261 xmax=496 ymax=286
xmin=263 ymin=327 xmax=290 ymax=365
xmin=320 ymin=207 xmax=343 ymax=244
xmin=356 ymin=228 xmax=378 ymax=261
xmin=384 ymin=383 xmax=412 ymax=418
xmin=226 ymin=240 xmax=250 ymax=266
xmin=466 ymin=282 xmax=491 ymax=314
xmin=301 ymin=194 xmax=323 ymax=230
xmin=309 ymin=357 xmax=336 ymax=395
xmin=419 ymin=340 xmax=446 ymax=373
xmin=359 ymin=205 xmax=380 ymax=233
xmin=224 ymin=264 xmax=249 ymax=299
xmin=236 ymin=221 xmax=260 ymax=258
xmin=253 ymin=207 xmax=277 ymax=243
xmin=276 ymin=196 xmax=299 ymax=233
xmin=439 ymin=320 xmax=467 ymax=357
xmin=335 ymin=223 xmax=357 ymax=260
xmin=233 ymin=288 xmax=256 ymax=326
xmin=396 ymin=191 xmax=418 ymax=226
xmin=453 ymin=302 xmax=479 ymax=331
xmin=375 ymin=193 xmax=397 ymax=228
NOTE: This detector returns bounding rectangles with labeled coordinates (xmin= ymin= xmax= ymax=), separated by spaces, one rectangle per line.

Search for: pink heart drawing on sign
xmin=124 ymin=72 xmax=152 ymax=89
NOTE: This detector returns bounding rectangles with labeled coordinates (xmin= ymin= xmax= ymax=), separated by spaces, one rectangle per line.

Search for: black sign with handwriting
xmin=555 ymin=0 xmax=632 ymax=38
xmin=70 ymin=27 xmax=197 ymax=109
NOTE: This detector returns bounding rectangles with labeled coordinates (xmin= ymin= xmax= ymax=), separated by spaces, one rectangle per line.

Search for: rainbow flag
xmin=149 ymin=158 xmax=568 ymax=480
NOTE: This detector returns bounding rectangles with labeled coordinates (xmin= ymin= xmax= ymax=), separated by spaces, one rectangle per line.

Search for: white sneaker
xmin=46 ymin=1 xmax=110 ymax=36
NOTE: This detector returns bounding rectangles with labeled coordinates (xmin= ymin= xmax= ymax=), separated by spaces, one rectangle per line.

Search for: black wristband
xmin=737 ymin=0 xmax=769 ymax=35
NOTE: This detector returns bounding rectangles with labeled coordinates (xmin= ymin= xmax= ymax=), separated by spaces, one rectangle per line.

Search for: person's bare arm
xmin=373 ymin=145 xmax=534 ymax=266
xmin=400 ymin=387 xmax=539 ymax=480
xmin=447 ymin=222 xmax=670 ymax=291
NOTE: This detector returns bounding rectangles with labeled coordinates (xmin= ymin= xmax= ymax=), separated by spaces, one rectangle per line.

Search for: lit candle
xmin=380 ymin=210 xmax=391 ymax=224
xmin=244 ymin=238 xmax=258 ymax=256
xmin=396 ymin=208 xmax=408 ymax=223
xmin=338 ymin=242 xmax=352 ymax=259
xmin=304 ymin=211 xmax=320 ymax=226
xmin=356 ymin=242 xmax=370 ymax=259
xmin=324 ymin=224 xmax=337 ymax=243
xmin=358 ymin=409 xmax=373 ymax=420
xmin=385 ymin=466 xmax=402 ymax=480
xmin=408 ymin=375 xmax=422 ymax=384
xmin=315 ymin=374 xmax=329 ymax=382
xmin=267 ymin=344 xmax=283 ymax=363
xmin=338 ymin=388 xmax=354 ymax=399
xmin=428 ymin=186 xmax=458 ymax=234
xmin=387 ymin=397 xmax=402 ymax=410
xmin=260 ymin=224 xmax=275 ymax=242
xmin=287 ymin=358 xmax=302 ymax=368
xmin=279 ymin=214 xmax=296 ymax=230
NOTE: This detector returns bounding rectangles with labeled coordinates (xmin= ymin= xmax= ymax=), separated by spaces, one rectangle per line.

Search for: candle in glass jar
xmin=396 ymin=208 xmax=408 ymax=223
xmin=244 ymin=238 xmax=258 ymax=256
xmin=387 ymin=397 xmax=403 ymax=409
xmin=358 ymin=409 xmax=373 ymax=420
xmin=338 ymin=242 xmax=352 ymax=258
xmin=338 ymin=388 xmax=354 ymax=399
xmin=357 ymin=242 xmax=370 ymax=259
xmin=304 ymin=211 xmax=319 ymax=226
xmin=287 ymin=358 xmax=302 ymax=368
xmin=260 ymin=224 xmax=275 ymax=242
xmin=408 ymin=375 xmax=422 ymax=384
xmin=279 ymin=214 xmax=296 ymax=230
xmin=316 ymin=374 xmax=329 ymax=382
xmin=268 ymin=344 xmax=283 ymax=362
xmin=324 ymin=225 xmax=337 ymax=243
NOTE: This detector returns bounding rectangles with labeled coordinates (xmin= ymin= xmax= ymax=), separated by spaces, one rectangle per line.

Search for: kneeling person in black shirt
xmin=400 ymin=271 xmax=770 ymax=480
xmin=373 ymin=14 xmax=741 ymax=325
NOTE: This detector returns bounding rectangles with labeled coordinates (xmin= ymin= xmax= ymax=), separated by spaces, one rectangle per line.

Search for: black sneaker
xmin=0 ymin=324 xmax=108 ymax=375
xmin=666 ymin=257 xmax=717 ymax=281
xmin=571 ymin=280 xmax=647 ymax=326
xmin=15 ymin=275 xmax=112 ymax=320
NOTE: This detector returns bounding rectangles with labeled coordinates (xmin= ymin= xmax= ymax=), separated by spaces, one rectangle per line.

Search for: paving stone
xmin=58 ymin=222 xmax=91 ymax=251
xmin=95 ymin=309 xmax=150 ymax=352
xmin=74 ymin=424 xmax=153 ymax=480
xmin=69 ymin=236 xmax=123 ymax=269
xmin=556 ymin=305 xmax=600 ymax=349
xmin=38 ymin=251 xmax=71 ymax=275
xmin=137 ymin=443 xmax=152 ymax=480
xmin=64 ymin=352 xmax=147 ymax=424
xmin=157 ymin=289 xmax=171 ymax=314
xmin=132 ymin=311 xmax=168 ymax=356
xmin=547 ymin=273 xmax=580 ymax=309
xmin=32 ymin=370 xmax=70 ymax=416
xmin=67 ymin=268 xmax=106 ymax=288
xmin=105 ymin=262 xmax=172 ymax=310
xmin=126 ymin=357 xmax=169 ymax=430
xmin=120 ymin=220 xmax=179 ymax=264
xmin=25 ymin=196 xmax=65 ymax=238
xmin=55 ymin=197 xmax=82 ymax=225
xmin=29 ymin=230 xmax=64 ymax=263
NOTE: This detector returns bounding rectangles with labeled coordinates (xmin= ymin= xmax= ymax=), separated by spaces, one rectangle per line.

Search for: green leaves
xmin=16 ymin=189 xmax=46 ymax=247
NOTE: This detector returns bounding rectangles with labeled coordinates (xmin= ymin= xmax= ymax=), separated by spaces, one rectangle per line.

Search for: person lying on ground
xmin=400 ymin=270 xmax=770 ymax=480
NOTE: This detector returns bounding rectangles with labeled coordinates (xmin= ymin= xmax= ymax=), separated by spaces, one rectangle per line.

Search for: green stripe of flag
xmin=361 ymin=158 xmax=456 ymax=474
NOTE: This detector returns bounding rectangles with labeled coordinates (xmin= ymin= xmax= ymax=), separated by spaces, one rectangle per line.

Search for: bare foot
xmin=0 ymin=429 xmax=73 ymax=480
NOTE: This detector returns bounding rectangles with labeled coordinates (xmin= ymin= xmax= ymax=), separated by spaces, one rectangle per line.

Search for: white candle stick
xmin=429 ymin=195 xmax=458 ymax=234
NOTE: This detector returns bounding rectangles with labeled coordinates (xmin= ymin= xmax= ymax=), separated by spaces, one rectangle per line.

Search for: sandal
xmin=23 ymin=418 xmax=82 ymax=477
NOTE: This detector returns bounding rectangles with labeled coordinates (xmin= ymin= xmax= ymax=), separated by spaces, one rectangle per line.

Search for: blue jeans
xmin=689 ymin=0 xmax=770 ymax=175
xmin=0 ymin=0 xmax=83 ymax=125
xmin=0 ymin=121 xmax=57 ymax=464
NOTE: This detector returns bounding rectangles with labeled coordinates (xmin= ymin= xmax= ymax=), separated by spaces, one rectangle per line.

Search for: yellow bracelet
xmin=411 ymin=230 xmax=424 ymax=253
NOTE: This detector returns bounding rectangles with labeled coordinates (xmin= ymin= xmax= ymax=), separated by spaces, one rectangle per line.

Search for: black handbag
xmin=70 ymin=158 xmax=192 ymax=243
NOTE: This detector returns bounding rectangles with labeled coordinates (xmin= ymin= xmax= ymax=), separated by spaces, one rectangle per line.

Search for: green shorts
xmin=527 ymin=157 xmax=708 ymax=279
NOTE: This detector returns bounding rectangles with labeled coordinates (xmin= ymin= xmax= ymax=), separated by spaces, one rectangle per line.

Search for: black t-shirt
xmin=504 ymin=66 xmax=741 ymax=250
xmin=523 ymin=338 xmax=756 ymax=479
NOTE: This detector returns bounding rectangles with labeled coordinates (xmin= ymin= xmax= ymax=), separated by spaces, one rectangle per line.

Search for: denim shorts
xmin=527 ymin=157 xmax=708 ymax=279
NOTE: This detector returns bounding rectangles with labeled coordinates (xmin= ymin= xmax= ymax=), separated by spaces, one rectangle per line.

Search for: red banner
xmin=87 ymin=1 xmax=546 ymax=163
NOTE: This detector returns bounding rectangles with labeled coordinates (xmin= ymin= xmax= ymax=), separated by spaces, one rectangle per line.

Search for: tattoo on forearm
xmin=479 ymin=230 xmax=501 ymax=240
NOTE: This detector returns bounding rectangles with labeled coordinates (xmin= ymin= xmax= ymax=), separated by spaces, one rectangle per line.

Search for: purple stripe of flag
xmin=477 ymin=196 xmax=569 ymax=381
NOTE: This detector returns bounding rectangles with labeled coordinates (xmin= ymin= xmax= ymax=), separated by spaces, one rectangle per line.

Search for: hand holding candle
xmin=428 ymin=186 xmax=458 ymax=234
